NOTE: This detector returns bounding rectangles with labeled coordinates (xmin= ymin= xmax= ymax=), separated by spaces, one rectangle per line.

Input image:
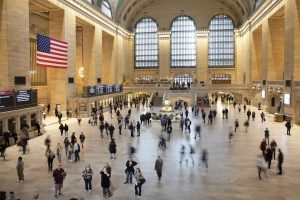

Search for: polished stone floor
xmin=1 ymin=101 xmax=300 ymax=200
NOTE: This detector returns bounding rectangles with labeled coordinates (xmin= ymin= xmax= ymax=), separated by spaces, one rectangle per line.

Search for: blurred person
xmin=45 ymin=147 xmax=55 ymax=171
xmin=79 ymin=132 xmax=85 ymax=149
xmin=270 ymin=139 xmax=277 ymax=160
xmin=256 ymin=154 xmax=267 ymax=180
xmin=154 ymin=156 xmax=163 ymax=181
xmin=277 ymin=149 xmax=284 ymax=175
xmin=56 ymin=143 xmax=63 ymax=163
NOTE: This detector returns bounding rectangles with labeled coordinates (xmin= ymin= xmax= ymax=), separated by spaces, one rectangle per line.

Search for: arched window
xmin=101 ymin=0 xmax=112 ymax=18
xmin=255 ymin=0 xmax=264 ymax=9
xmin=208 ymin=14 xmax=235 ymax=68
xmin=134 ymin=18 xmax=159 ymax=68
xmin=171 ymin=16 xmax=196 ymax=68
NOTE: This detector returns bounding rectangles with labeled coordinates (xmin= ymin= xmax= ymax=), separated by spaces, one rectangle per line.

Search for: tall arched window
xmin=101 ymin=0 xmax=112 ymax=18
xmin=134 ymin=18 xmax=159 ymax=68
xmin=171 ymin=16 xmax=196 ymax=68
xmin=255 ymin=0 xmax=264 ymax=9
xmin=208 ymin=14 xmax=235 ymax=68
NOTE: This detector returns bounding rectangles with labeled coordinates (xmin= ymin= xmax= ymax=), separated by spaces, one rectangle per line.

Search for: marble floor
xmin=1 ymin=101 xmax=300 ymax=200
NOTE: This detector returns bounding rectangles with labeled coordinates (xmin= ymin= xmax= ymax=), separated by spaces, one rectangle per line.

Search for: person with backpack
xmin=82 ymin=164 xmax=93 ymax=191
xmin=108 ymin=139 xmax=117 ymax=159
xmin=134 ymin=168 xmax=146 ymax=197
xmin=285 ymin=120 xmax=292 ymax=135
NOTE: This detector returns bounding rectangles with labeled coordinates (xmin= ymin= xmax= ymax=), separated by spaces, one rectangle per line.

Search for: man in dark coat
xmin=108 ymin=139 xmax=117 ymax=159
xmin=35 ymin=121 xmax=42 ymax=136
xmin=277 ymin=149 xmax=284 ymax=175
xmin=154 ymin=156 xmax=163 ymax=181
xmin=108 ymin=124 xmax=115 ymax=141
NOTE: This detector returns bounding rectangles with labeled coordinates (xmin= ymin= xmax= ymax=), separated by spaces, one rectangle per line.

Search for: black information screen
xmin=96 ymin=85 xmax=105 ymax=95
xmin=16 ymin=90 xmax=32 ymax=105
xmin=0 ymin=91 xmax=15 ymax=108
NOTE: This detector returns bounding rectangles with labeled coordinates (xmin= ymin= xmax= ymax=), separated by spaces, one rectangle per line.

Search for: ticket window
xmin=31 ymin=113 xmax=37 ymax=127
xmin=20 ymin=115 xmax=27 ymax=130
xmin=8 ymin=117 xmax=16 ymax=132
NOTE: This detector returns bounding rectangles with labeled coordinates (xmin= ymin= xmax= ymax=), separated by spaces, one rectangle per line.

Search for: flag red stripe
xmin=50 ymin=42 xmax=67 ymax=48
xmin=50 ymin=37 xmax=67 ymax=44
xmin=37 ymin=53 xmax=68 ymax=61
xmin=37 ymin=58 xmax=67 ymax=65
xmin=37 ymin=64 xmax=67 ymax=69
xmin=51 ymin=52 xmax=68 ymax=57
xmin=51 ymin=47 xmax=67 ymax=53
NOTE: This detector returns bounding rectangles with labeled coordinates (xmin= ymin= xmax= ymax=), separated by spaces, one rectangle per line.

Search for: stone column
xmin=159 ymin=34 xmax=170 ymax=80
xmin=48 ymin=9 xmax=76 ymax=112
xmin=0 ymin=0 xmax=30 ymax=90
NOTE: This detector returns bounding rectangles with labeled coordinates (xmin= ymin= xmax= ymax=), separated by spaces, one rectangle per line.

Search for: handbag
xmin=140 ymin=177 xmax=146 ymax=184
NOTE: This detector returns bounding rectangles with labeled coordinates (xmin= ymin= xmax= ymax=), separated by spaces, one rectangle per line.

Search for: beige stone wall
xmin=0 ymin=0 xmax=30 ymax=90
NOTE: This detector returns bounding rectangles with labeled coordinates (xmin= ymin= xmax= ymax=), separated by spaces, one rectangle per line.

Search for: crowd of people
xmin=0 ymin=93 xmax=294 ymax=199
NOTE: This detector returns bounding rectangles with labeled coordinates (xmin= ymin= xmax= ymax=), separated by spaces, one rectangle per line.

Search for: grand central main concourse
xmin=1 ymin=0 xmax=300 ymax=199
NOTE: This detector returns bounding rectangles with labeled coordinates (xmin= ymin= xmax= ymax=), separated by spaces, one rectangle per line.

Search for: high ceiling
xmin=112 ymin=0 xmax=257 ymax=30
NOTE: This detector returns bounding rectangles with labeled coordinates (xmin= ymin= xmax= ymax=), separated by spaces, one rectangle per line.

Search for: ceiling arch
xmin=114 ymin=0 xmax=256 ymax=31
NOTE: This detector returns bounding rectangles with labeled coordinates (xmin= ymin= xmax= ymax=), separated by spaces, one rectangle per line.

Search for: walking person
xmin=59 ymin=124 xmax=64 ymax=137
xmin=45 ymin=148 xmax=55 ymax=171
xmin=154 ymin=156 xmax=163 ymax=181
xmin=56 ymin=143 xmax=62 ymax=163
xmin=256 ymin=154 xmax=267 ymax=180
xmin=260 ymin=112 xmax=265 ymax=123
xmin=264 ymin=128 xmax=270 ymax=145
xmin=64 ymin=124 xmax=69 ymax=137
xmin=270 ymin=139 xmax=277 ymax=160
xmin=260 ymin=139 xmax=267 ymax=156
xmin=109 ymin=139 xmax=117 ymax=159
xmin=201 ymin=149 xmax=208 ymax=169
xmin=100 ymin=163 xmax=112 ymax=198
xmin=108 ymin=124 xmax=115 ymax=141
xmin=194 ymin=124 xmax=201 ymax=139
xmin=277 ymin=149 xmax=284 ymax=175
xmin=234 ymin=119 xmax=239 ymax=133
xmin=134 ymin=168 xmax=146 ymax=197
xmin=35 ymin=121 xmax=42 ymax=136
xmin=118 ymin=123 xmax=123 ymax=135
xmin=63 ymin=137 xmax=70 ymax=157
xmin=82 ymin=164 xmax=93 ymax=191
xmin=166 ymin=125 xmax=172 ymax=141
xmin=79 ymin=132 xmax=85 ymax=149
xmin=285 ymin=120 xmax=292 ymax=135
xmin=136 ymin=121 xmax=141 ymax=136
xmin=16 ymin=157 xmax=24 ymax=182
xmin=179 ymin=145 xmax=186 ymax=165
xmin=73 ymin=140 xmax=80 ymax=162
xmin=124 ymin=157 xmax=137 ymax=184
xmin=265 ymin=146 xmax=272 ymax=169
xmin=99 ymin=122 xmax=105 ymax=138
xmin=53 ymin=163 xmax=66 ymax=198
xmin=252 ymin=111 xmax=256 ymax=121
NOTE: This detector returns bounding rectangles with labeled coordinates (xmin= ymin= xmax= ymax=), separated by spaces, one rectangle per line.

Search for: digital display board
xmin=107 ymin=85 xmax=113 ymax=93
xmin=88 ymin=87 xmax=96 ymax=95
xmin=0 ymin=91 xmax=14 ymax=108
xmin=114 ymin=84 xmax=122 ymax=92
xmin=16 ymin=90 xmax=32 ymax=105
xmin=96 ymin=85 xmax=106 ymax=95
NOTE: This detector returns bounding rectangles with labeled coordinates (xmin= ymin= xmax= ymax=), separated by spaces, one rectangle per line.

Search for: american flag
xmin=36 ymin=34 xmax=68 ymax=69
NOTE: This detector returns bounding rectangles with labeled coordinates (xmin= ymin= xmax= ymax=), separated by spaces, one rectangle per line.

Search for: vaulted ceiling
xmin=112 ymin=0 xmax=257 ymax=30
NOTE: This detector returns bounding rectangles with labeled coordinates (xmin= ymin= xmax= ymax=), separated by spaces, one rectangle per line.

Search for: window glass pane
xmin=171 ymin=16 xmax=196 ymax=67
xmin=208 ymin=14 xmax=235 ymax=68
xmin=134 ymin=18 xmax=159 ymax=68
xmin=101 ymin=1 xmax=112 ymax=18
